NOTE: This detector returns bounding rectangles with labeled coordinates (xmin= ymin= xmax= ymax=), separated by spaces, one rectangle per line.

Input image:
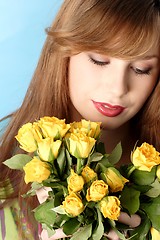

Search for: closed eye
xmin=88 ymin=56 xmax=109 ymax=67
xmin=131 ymin=67 xmax=151 ymax=75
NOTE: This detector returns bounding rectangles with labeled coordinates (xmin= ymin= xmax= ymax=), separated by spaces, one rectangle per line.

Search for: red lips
xmin=92 ymin=100 xmax=125 ymax=117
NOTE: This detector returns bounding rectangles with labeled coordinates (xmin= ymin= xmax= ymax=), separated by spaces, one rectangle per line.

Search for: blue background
xmin=0 ymin=0 xmax=63 ymax=119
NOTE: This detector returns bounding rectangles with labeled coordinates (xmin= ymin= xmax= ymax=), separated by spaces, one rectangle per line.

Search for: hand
xmin=36 ymin=186 xmax=51 ymax=204
xmin=104 ymin=212 xmax=141 ymax=240
xmin=118 ymin=212 xmax=141 ymax=228
xmin=36 ymin=188 xmax=141 ymax=240
xmin=40 ymin=228 xmax=68 ymax=240
xmin=36 ymin=187 xmax=70 ymax=240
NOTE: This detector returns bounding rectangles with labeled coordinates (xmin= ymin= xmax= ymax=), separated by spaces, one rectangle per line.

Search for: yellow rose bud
xmin=81 ymin=166 xmax=98 ymax=183
xmin=150 ymin=227 xmax=160 ymax=240
xmin=23 ymin=157 xmax=51 ymax=184
xmin=66 ymin=132 xmax=96 ymax=158
xmin=86 ymin=180 xmax=108 ymax=202
xmin=62 ymin=192 xmax=84 ymax=217
xmin=132 ymin=142 xmax=160 ymax=171
xmin=32 ymin=122 xmax=43 ymax=142
xmin=37 ymin=138 xmax=62 ymax=161
xmin=15 ymin=123 xmax=39 ymax=152
xmin=51 ymin=140 xmax=62 ymax=159
xmin=38 ymin=116 xmax=70 ymax=139
xmin=101 ymin=167 xmax=129 ymax=192
xmin=156 ymin=165 xmax=160 ymax=180
xmin=70 ymin=120 xmax=101 ymax=139
xmin=67 ymin=169 xmax=84 ymax=193
xmin=99 ymin=196 xmax=121 ymax=220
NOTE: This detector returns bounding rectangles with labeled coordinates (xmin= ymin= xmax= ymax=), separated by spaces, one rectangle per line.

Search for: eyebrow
xmin=142 ymin=55 xmax=160 ymax=60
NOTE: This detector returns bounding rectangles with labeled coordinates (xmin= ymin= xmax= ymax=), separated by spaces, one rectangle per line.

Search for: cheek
xmin=134 ymin=79 xmax=157 ymax=106
xmin=68 ymin=70 xmax=86 ymax=98
xmin=68 ymin=58 xmax=95 ymax=96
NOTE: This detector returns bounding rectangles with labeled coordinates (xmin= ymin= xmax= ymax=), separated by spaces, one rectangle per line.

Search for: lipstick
xmin=92 ymin=100 xmax=125 ymax=117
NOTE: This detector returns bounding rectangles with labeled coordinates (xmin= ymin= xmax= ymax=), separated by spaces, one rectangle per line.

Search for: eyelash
xmin=89 ymin=56 xmax=152 ymax=75
xmin=132 ymin=67 xmax=151 ymax=75
xmin=88 ymin=57 xmax=109 ymax=66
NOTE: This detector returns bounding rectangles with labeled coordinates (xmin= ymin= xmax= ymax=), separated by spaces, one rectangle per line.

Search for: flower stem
xmin=77 ymin=158 xmax=82 ymax=174
xmin=127 ymin=166 xmax=136 ymax=177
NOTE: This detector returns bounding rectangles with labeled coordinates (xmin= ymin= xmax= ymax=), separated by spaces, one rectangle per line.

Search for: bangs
xmin=47 ymin=0 xmax=160 ymax=59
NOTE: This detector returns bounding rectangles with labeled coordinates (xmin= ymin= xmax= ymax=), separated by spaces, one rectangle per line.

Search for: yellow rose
xmin=66 ymin=132 xmax=96 ymax=158
xmin=70 ymin=120 xmax=101 ymax=139
xmin=156 ymin=165 xmax=160 ymax=180
xmin=62 ymin=192 xmax=84 ymax=217
xmin=81 ymin=166 xmax=98 ymax=183
xmin=38 ymin=116 xmax=70 ymax=139
xmin=150 ymin=227 xmax=160 ymax=240
xmin=23 ymin=157 xmax=51 ymax=183
xmin=15 ymin=123 xmax=40 ymax=152
xmin=86 ymin=180 xmax=108 ymax=202
xmin=99 ymin=196 xmax=121 ymax=220
xmin=101 ymin=167 xmax=129 ymax=192
xmin=37 ymin=138 xmax=62 ymax=161
xmin=67 ymin=169 xmax=84 ymax=193
xmin=132 ymin=142 xmax=160 ymax=171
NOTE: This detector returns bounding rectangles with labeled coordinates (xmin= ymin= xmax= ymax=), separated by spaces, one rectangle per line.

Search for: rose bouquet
xmin=4 ymin=116 xmax=160 ymax=240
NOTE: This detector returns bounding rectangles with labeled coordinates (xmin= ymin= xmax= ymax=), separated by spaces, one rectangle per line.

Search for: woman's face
xmin=68 ymin=46 xmax=160 ymax=129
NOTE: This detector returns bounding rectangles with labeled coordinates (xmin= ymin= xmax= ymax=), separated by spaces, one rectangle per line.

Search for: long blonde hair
xmin=0 ymin=0 xmax=160 ymax=238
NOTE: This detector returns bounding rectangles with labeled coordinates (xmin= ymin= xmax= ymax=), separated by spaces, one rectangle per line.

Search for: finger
xmin=36 ymin=187 xmax=51 ymax=204
xmin=118 ymin=212 xmax=141 ymax=228
xmin=40 ymin=229 xmax=68 ymax=240
xmin=104 ymin=229 xmax=120 ymax=240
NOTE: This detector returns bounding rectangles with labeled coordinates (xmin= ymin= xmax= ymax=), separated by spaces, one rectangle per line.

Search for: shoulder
xmin=0 ymin=117 xmax=11 ymax=137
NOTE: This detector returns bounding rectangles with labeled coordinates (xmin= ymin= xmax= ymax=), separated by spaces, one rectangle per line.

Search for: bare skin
xmin=37 ymin=46 xmax=159 ymax=239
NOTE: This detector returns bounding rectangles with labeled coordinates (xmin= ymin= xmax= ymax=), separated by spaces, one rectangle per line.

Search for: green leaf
xmin=129 ymin=216 xmax=151 ymax=240
xmin=3 ymin=154 xmax=32 ymax=170
xmin=95 ymin=157 xmax=112 ymax=173
xmin=43 ymin=182 xmax=67 ymax=190
xmin=34 ymin=200 xmax=56 ymax=227
xmin=88 ymin=152 xmax=103 ymax=164
xmin=92 ymin=209 xmax=104 ymax=240
xmin=22 ymin=182 xmax=42 ymax=198
xmin=70 ymin=224 xmax=92 ymax=240
xmin=145 ymin=178 xmax=160 ymax=198
xmin=130 ymin=167 xmax=156 ymax=186
xmin=54 ymin=191 xmax=65 ymax=207
xmin=53 ymin=205 xmax=66 ymax=215
xmin=141 ymin=196 xmax=160 ymax=231
xmin=56 ymin=147 xmax=66 ymax=176
xmin=31 ymin=182 xmax=42 ymax=190
xmin=120 ymin=186 xmax=140 ymax=215
xmin=66 ymin=149 xmax=73 ymax=169
xmin=108 ymin=142 xmax=122 ymax=165
xmin=131 ymin=184 xmax=152 ymax=194
xmin=63 ymin=218 xmax=81 ymax=235
xmin=54 ymin=214 xmax=70 ymax=228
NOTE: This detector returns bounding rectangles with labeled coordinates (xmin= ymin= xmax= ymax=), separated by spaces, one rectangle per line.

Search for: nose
xmin=103 ymin=60 xmax=129 ymax=97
